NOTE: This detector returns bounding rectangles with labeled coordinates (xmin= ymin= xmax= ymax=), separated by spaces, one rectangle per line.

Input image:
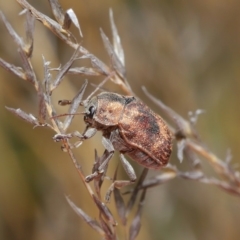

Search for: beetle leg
xmin=85 ymin=136 xmax=114 ymax=182
xmin=81 ymin=127 xmax=97 ymax=139
xmin=53 ymin=127 xmax=97 ymax=149
xmin=72 ymin=127 xmax=97 ymax=150
xmin=54 ymin=126 xmax=97 ymax=141
xmin=105 ymin=154 xmax=137 ymax=202
xmin=120 ymin=154 xmax=137 ymax=181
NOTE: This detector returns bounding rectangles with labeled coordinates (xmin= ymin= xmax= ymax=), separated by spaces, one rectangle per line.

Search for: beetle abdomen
xmin=126 ymin=149 xmax=161 ymax=169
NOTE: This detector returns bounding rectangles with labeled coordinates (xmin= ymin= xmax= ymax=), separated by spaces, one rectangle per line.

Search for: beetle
xmin=55 ymin=88 xmax=172 ymax=201
xmin=79 ymin=91 xmax=172 ymax=200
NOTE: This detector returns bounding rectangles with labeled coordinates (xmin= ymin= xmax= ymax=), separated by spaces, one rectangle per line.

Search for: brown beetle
xmin=55 ymin=89 xmax=172 ymax=201
xmin=79 ymin=92 xmax=172 ymax=200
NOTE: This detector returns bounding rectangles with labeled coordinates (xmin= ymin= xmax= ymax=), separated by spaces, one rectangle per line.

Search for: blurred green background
xmin=0 ymin=0 xmax=240 ymax=239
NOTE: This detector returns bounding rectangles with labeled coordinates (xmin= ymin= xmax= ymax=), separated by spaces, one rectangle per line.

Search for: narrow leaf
xmin=0 ymin=11 xmax=23 ymax=48
xmin=18 ymin=48 xmax=37 ymax=85
xmin=112 ymin=166 xmax=126 ymax=225
xmin=179 ymin=170 xmax=203 ymax=180
xmin=17 ymin=0 xmax=70 ymax=40
xmin=64 ymin=9 xmax=83 ymax=37
xmin=199 ymin=177 xmax=240 ymax=196
xmin=66 ymin=196 xmax=105 ymax=235
xmin=126 ymin=168 xmax=148 ymax=215
xmin=100 ymin=28 xmax=126 ymax=79
xmin=25 ymin=10 xmax=35 ymax=57
xmin=99 ymin=215 xmax=115 ymax=240
xmin=93 ymin=149 xmax=111 ymax=194
xmin=5 ymin=107 xmax=39 ymax=126
xmin=129 ymin=189 xmax=146 ymax=240
xmin=38 ymin=82 xmax=47 ymax=122
xmin=42 ymin=55 xmax=51 ymax=97
xmin=48 ymin=0 xmax=65 ymax=25
xmin=93 ymin=149 xmax=103 ymax=198
xmin=62 ymin=79 xmax=88 ymax=131
xmin=51 ymin=46 xmax=80 ymax=92
xmin=80 ymin=51 xmax=110 ymax=75
xmin=140 ymin=170 xmax=177 ymax=189
xmin=109 ymin=9 xmax=124 ymax=66
xmin=114 ymin=188 xmax=126 ymax=225
xmin=92 ymin=195 xmax=117 ymax=226
xmin=41 ymin=56 xmax=62 ymax=127
xmin=67 ymin=67 xmax=101 ymax=76
xmin=0 ymin=58 xmax=25 ymax=80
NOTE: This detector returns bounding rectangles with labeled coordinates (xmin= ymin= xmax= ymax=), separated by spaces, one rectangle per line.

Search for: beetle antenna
xmin=50 ymin=112 xmax=85 ymax=119
xmin=81 ymin=72 xmax=115 ymax=106
xmin=90 ymin=83 xmax=108 ymax=92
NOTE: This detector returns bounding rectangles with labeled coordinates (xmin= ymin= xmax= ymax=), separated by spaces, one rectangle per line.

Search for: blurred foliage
xmin=0 ymin=0 xmax=240 ymax=239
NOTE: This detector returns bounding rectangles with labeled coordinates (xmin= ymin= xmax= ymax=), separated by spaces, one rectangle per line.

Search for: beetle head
xmin=90 ymin=92 xmax=125 ymax=126
xmin=79 ymin=78 xmax=126 ymax=127
xmin=83 ymin=96 xmax=98 ymax=125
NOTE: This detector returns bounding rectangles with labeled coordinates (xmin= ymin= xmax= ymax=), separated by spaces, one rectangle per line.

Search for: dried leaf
xmin=18 ymin=48 xmax=37 ymax=85
xmin=99 ymin=215 xmax=115 ymax=240
xmin=63 ymin=9 xmax=83 ymax=37
xmin=109 ymin=9 xmax=124 ymax=66
xmin=110 ymin=166 xmax=126 ymax=225
xmin=126 ymin=168 xmax=148 ymax=215
xmin=25 ymin=10 xmax=35 ymax=57
xmin=41 ymin=56 xmax=62 ymax=129
xmin=0 ymin=11 xmax=23 ymax=48
xmin=0 ymin=58 xmax=25 ymax=80
xmin=48 ymin=0 xmax=65 ymax=25
xmin=62 ymin=79 xmax=88 ymax=131
xmin=199 ymin=177 xmax=240 ymax=196
xmin=114 ymin=188 xmax=126 ymax=225
xmin=129 ymin=212 xmax=141 ymax=240
xmin=66 ymin=196 xmax=105 ymax=236
xmin=5 ymin=107 xmax=40 ymax=126
xmin=93 ymin=149 xmax=112 ymax=195
xmin=42 ymin=55 xmax=51 ymax=97
xmin=67 ymin=67 xmax=101 ymax=76
xmin=129 ymin=189 xmax=146 ymax=240
xmin=185 ymin=140 xmax=236 ymax=182
xmin=1 ymin=11 xmax=37 ymax=84
xmin=179 ymin=170 xmax=204 ymax=180
xmin=92 ymin=195 xmax=117 ymax=226
xmin=140 ymin=170 xmax=177 ymax=189
xmin=93 ymin=150 xmax=103 ymax=198
xmin=100 ymin=28 xmax=126 ymax=79
xmin=80 ymin=49 xmax=110 ymax=75
xmin=38 ymin=83 xmax=47 ymax=122
xmin=51 ymin=46 xmax=80 ymax=92
xmin=17 ymin=0 xmax=70 ymax=40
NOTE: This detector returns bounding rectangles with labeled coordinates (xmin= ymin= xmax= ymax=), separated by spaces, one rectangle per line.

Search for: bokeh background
xmin=0 ymin=0 xmax=240 ymax=239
